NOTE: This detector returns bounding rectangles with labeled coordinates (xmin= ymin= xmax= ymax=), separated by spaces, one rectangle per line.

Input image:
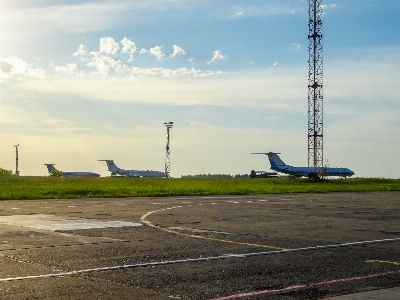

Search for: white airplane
xmin=98 ymin=160 xmax=166 ymax=178
xmin=44 ymin=164 xmax=100 ymax=177
xmin=251 ymin=152 xmax=355 ymax=178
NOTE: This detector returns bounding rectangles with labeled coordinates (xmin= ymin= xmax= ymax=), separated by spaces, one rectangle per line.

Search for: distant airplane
xmin=98 ymin=160 xmax=166 ymax=178
xmin=251 ymin=152 xmax=355 ymax=178
xmin=250 ymin=170 xmax=280 ymax=178
xmin=44 ymin=164 xmax=100 ymax=177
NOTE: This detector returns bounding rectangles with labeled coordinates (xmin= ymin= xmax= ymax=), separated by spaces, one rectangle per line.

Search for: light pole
xmin=14 ymin=144 xmax=20 ymax=176
xmin=164 ymin=122 xmax=173 ymax=178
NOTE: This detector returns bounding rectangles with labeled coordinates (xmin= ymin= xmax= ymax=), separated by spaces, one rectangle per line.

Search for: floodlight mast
xmin=307 ymin=0 xmax=323 ymax=178
xmin=164 ymin=122 xmax=173 ymax=178
xmin=14 ymin=144 xmax=19 ymax=176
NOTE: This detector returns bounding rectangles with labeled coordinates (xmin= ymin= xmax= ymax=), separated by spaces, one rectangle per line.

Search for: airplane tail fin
xmin=98 ymin=160 xmax=120 ymax=174
xmin=267 ymin=153 xmax=286 ymax=168
xmin=251 ymin=152 xmax=287 ymax=169
xmin=44 ymin=164 xmax=57 ymax=173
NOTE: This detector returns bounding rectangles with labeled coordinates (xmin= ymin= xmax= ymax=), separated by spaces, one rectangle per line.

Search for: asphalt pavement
xmin=0 ymin=192 xmax=398 ymax=299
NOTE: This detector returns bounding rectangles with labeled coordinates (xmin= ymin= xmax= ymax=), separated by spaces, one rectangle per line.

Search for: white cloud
xmin=99 ymin=37 xmax=120 ymax=55
xmin=54 ymin=63 xmax=84 ymax=76
xmin=73 ymin=44 xmax=88 ymax=60
xmin=169 ymin=45 xmax=186 ymax=58
xmin=149 ymin=46 xmax=166 ymax=60
xmin=121 ymin=38 xmax=137 ymax=62
xmin=320 ymin=4 xmax=337 ymax=16
xmin=207 ymin=50 xmax=228 ymax=64
xmin=272 ymin=62 xmax=279 ymax=66
xmin=139 ymin=48 xmax=149 ymax=54
xmin=129 ymin=67 xmax=225 ymax=78
xmin=16 ymin=69 xmax=305 ymax=110
xmin=230 ymin=3 xmax=302 ymax=19
xmin=87 ymin=52 xmax=126 ymax=75
xmin=73 ymin=44 xmax=87 ymax=56
xmin=1 ymin=2 xmax=148 ymax=35
xmin=0 ymin=60 xmax=13 ymax=75
xmin=0 ymin=57 xmax=46 ymax=80
xmin=290 ymin=43 xmax=301 ymax=50
xmin=2 ymin=1 xmax=305 ymax=38
xmin=320 ymin=4 xmax=337 ymax=10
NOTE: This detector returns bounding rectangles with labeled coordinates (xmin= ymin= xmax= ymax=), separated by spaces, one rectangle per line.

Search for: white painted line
xmin=0 ymin=215 xmax=142 ymax=231
xmin=0 ymin=238 xmax=399 ymax=282
xmin=210 ymin=270 xmax=400 ymax=300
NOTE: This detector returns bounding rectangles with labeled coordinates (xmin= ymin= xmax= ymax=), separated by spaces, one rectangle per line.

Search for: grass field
xmin=0 ymin=176 xmax=399 ymax=200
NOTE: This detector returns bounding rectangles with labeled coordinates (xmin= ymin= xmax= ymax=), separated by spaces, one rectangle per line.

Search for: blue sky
xmin=1 ymin=0 xmax=399 ymax=178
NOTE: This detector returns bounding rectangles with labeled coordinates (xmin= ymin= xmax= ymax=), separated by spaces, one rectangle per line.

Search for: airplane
xmin=250 ymin=170 xmax=280 ymax=178
xmin=44 ymin=164 xmax=100 ymax=177
xmin=98 ymin=160 xmax=166 ymax=178
xmin=251 ymin=152 xmax=355 ymax=178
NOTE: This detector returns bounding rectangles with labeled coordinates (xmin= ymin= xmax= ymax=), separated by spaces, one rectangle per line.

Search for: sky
xmin=0 ymin=0 xmax=399 ymax=178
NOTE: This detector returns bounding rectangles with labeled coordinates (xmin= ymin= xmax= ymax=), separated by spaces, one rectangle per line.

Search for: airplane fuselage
xmin=62 ymin=172 xmax=101 ymax=177
xmin=270 ymin=164 xmax=354 ymax=178
xmin=118 ymin=169 xmax=166 ymax=178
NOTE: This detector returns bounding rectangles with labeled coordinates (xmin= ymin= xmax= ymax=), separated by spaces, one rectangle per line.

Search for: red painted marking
xmin=210 ymin=270 xmax=400 ymax=300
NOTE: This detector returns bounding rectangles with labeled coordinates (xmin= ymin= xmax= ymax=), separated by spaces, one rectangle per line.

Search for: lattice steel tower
xmin=164 ymin=122 xmax=173 ymax=178
xmin=307 ymin=0 xmax=323 ymax=177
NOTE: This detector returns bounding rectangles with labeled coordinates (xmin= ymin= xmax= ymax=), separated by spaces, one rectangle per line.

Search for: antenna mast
xmin=307 ymin=0 xmax=323 ymax=178
xmin=164 ymin=122 xmax=173 ymax=178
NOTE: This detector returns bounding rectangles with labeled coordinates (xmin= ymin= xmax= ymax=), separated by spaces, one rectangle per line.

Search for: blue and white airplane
xmin=98 ymin=160 xmax=166 ymax=178
xmin=252 ymin=152 xmax=355 ymax=178
xmin=44 ymin=164 xmax=100 ymax=177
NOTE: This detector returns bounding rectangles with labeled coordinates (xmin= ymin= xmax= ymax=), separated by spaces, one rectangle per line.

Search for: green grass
xmin=0 ymin=176 xmax=399 ymax=200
